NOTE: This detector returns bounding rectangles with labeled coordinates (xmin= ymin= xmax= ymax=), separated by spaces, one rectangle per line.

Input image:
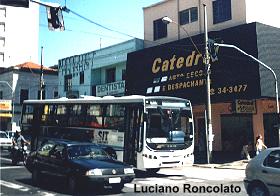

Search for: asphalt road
xmin=0 ymin=149 xmax=248 ymax=196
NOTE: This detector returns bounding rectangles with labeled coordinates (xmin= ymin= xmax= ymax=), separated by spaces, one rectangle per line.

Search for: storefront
xmin=125 ymin=22 xmax=280 ymax=152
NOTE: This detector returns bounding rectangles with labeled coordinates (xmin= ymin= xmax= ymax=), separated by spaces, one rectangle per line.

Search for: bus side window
xmin=69 ymin=104 xmax=82 ymax=127
xmin=85 ymin=104 xmax=103 ymax=128
xmin=22 ymin=104 xmax=34 ymax=124
xmin=104 ymin=104 xmax=125 ymax=131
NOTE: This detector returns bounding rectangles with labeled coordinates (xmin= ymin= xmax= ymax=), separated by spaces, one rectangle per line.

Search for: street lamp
xmin=162 ymin=6 xmax=213 ymax=164
xmin=0 ymin=81 xmax=14 ymax=130
xmin=162 ymin=16 xmax=201 ymax=55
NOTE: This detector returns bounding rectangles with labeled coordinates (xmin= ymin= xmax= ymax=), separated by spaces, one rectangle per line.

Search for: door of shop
xmin=194 ymin=118 xmax=207 ymax=163
xmin=263 ymin=113 xmax=279 ymax=147
xmin=221 ymin=114 xmax=253 ymax=153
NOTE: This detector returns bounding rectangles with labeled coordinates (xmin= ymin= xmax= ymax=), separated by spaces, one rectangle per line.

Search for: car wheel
xmin=111 ymin=183 xmax=124 ymax=193
xmin=11 ymin=157 xmax=18 ymax=166
xmin=32 ymin=168 xmax=41 ymax=186
xmin=68 ymin=176 xmax=78 ymax=194
xmin=250 ymin=184 xmax=268 ymax=196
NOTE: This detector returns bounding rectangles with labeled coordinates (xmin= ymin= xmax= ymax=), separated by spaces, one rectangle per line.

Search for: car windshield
xmin=0 ymin=132 xmax=8 ymax=138
xmin=67 ymin=145 xmax=109 ymax=159
xmin=146 ymin=107 xmax=193 ymax=150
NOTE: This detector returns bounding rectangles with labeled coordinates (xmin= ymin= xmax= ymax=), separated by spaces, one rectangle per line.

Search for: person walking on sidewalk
xmin=255 ymin=134 xmax=267 ymax=155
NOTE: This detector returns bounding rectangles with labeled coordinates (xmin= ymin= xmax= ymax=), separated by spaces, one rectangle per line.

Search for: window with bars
xmin=64 ymin=74 xmax=72 ymax=92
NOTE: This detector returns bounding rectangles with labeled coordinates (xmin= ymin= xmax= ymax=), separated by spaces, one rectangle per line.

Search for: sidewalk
xmin=193 ymin=151 xmax=250 ymax=170
xmin=193 ymin=159 xmax=249 ymax=170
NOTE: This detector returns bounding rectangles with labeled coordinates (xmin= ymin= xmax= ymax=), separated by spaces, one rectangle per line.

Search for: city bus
xmin=21 ymin=95 xmax=194 ymax=172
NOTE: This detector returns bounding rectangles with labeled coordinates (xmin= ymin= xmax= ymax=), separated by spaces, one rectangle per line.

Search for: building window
xmin=20 ymin=89 xmax=29 ymax=104
xmin=0 ymin=52 xmax=4 ymax=62
xmin=0 ymin=8 xmax=6 ymax=18
xmin=0 ymin=37 xmax=5 ymax=47
xmin=213 ymin=0 xmax=232 ymax=24
xmin=0 ymin=23 xmax=5 ymax=33
xmin=37 ymin=90 xmax=46 ymax=100
xmin=179 ymin=7 xmax=198 ymax=25
xmin=64 ymin=74 xmax=72 ymax=92
xmin=106 ymin=68 xmax=115 ymax=83
xmin=0 ymin=91 xmax=3 ymax=99
xmin=54 ymin=91 xmax=58 ymax=98
xmin=190 ymin=7 xmax=198 ymax=22
xmin=153 ymin=18 xmax=167 ymax=40
xmin=80 ymin=71 xmax=84 ymax=84
xmin=122 ymin=69 xmax=126 ymax=80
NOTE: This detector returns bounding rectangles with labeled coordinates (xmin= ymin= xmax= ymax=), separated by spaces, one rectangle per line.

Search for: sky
xmin=38 ymin=0 xmax=162 ymax=67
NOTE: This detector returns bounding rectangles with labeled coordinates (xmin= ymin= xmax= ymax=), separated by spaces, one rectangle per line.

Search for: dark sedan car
xmin=25 ymin=140 xmax=135 ymax=193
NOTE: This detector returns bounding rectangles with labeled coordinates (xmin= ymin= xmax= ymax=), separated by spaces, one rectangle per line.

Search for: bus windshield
xmin=146 ymin=107 xmax=193 ymax=150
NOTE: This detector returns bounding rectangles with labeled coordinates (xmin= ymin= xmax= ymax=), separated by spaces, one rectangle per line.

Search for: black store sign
xmin=126 ymin=23 xmax=261 ymax=104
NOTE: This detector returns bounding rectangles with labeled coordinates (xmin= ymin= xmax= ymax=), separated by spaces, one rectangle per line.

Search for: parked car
xmin=0 ymin=131 xmax=12 ymax=150
xmin=25 ymin=139 xmax=135 ymax=193
xmin=244 ymin=147 xmax=280 ymax=196
xmin=6 ymin=131 xmax=15 ymax=139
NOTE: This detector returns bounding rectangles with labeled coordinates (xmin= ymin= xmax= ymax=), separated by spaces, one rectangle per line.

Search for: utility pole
xmin=203 ymin=4 xmax=213 ymax=164
xmin=39 ymin=46 xmax=44 ymax=100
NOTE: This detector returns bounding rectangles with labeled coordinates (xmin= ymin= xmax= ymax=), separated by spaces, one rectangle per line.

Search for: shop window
xmin=213 ymin=0 xmax=232 ymax=24
xmin=20 ymin=89 xmax=29 ymax=104
xmin=0 ymin=91 xmax=3 ymax=99
xmin=153 ymin=18 xmax=167 ymax=40
xmin=106 ymin=68 xmax=115 ymax=83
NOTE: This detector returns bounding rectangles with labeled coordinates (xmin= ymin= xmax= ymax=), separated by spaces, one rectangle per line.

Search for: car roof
xmin=45 ymin=138 xmax=101 ymax=148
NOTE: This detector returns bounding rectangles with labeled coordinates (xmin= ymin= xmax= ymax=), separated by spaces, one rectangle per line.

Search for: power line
xmin=63 ymin=7 xmax=137 ymax=39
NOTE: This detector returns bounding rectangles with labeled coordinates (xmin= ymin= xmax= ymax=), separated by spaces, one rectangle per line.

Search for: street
xmin=0 ymin=149 xmax=248 ymax=196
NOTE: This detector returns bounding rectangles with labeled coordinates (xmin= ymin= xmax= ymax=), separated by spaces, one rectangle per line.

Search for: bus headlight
xmin=124 ymin=168 xmax=134 ymax=174
xmin=86 ymin=169 xmax=102 ymax=176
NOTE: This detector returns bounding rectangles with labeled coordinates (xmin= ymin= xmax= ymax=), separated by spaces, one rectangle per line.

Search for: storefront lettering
xmin=151 ymin=51 xmax=202 ymax=74
xmin=60 ymin=60 xmax=91 ymax=76
xmin=96 ymin=81 xmax=125 ymax=96
xmin=234 ymin=99 xmax=256 ymax=113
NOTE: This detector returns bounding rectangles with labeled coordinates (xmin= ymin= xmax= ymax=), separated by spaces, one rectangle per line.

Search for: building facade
xmin=143 ymin=0 xmax=280 ymax=47
xmin=0 ymin=3 xmax=39 ymax=68
xmin=126 ymin=0 xmax=280 ymax=157
xmin=127 ymin=22 xmax=280 ymax=154
xmin=0 ymin=62 xmax=58 ymax=130
xmin=58 ymin=38 xmax=144 ymax=98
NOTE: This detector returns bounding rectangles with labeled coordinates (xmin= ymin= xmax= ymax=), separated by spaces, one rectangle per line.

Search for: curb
xmin=193 ymin=163 xmax=247 ymax=170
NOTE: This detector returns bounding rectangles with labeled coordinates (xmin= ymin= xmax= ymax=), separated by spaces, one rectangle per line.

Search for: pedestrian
xmin=255 ymin=134 xmax=267 ymax=155
xmin=241 ymin=143 xmax=251 ymax=160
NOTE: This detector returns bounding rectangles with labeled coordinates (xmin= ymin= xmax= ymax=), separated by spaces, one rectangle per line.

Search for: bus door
xmin=123 ymin=105 xmax=143 ymax=167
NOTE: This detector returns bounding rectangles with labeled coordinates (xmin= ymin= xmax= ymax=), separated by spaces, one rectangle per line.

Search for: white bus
xmin=21 ymin=95 xmax=194 ymax=173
